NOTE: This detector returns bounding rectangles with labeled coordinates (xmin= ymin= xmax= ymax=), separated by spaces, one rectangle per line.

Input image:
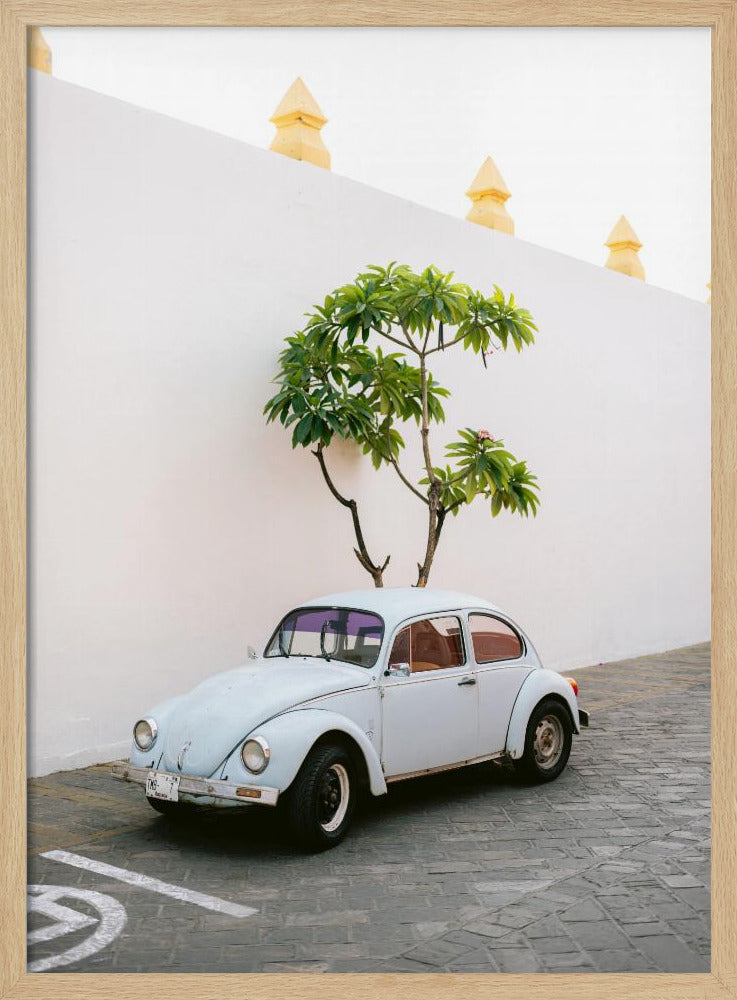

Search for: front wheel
xmin=514 ymin=698 xmax=572 ymax=782
xmin=146 ymin=796 xmax=193 ymax=818
xmin=283 ymin=744 xmax=356 ymax=851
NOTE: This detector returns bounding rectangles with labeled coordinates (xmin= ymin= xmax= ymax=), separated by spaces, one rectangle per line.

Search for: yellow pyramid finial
xmin=706 ymin=275 xmax=711 ymax=305
xmin=27 ymin=27 xmax=52 ymax=74
xmin=269 ymin=77 xmax=330 ymax=170
xmin=604 ymin=215 xmax=645 ymax=281
xmin=465 ymin=156 xmax=514 ymax=235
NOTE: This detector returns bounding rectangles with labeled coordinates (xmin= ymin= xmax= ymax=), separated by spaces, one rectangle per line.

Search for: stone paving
xmin=27 ymin=642 xmax=710 ymax=973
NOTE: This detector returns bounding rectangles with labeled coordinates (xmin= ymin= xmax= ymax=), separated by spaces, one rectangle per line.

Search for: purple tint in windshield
xmin=288 ymin=609 xmax=382 ymax=636
xmin=265 ymin=607 xmax=384 ymax=667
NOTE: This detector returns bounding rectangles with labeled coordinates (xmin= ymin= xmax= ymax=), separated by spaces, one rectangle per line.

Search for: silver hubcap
xmin=534 ymin=714 xmax=564 ymax=770
xmin=318 ymin=763 xmax=350 ymax=833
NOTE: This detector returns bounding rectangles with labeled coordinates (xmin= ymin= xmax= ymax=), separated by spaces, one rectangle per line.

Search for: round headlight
xmin=241 ymin=736 xmax=270 ymax=774
xmin=134 ymin=718 xmax=157 ymax=751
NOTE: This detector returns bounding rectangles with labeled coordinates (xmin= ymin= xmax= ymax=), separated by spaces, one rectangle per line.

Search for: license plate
xmin=146 ymin=771 xmax=180 ymax=802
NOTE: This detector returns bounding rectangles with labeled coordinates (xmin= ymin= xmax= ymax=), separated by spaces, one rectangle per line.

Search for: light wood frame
xmin=0 ymin=4 xmax=731 ymax=998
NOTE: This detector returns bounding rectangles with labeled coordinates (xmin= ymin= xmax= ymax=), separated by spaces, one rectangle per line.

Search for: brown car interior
xmin=389 ymin=615 xmax=523 ymax=673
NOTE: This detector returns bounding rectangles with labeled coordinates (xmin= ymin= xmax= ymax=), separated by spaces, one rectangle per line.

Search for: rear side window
xmin=388 ymin=616 xmax=465 ymax=673
xmin=469 ymin=614 xmax=523 ymax=663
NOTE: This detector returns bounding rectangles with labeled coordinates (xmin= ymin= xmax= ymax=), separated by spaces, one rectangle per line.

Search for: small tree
xmin=264 ymin=263 xmax=540 ymax=587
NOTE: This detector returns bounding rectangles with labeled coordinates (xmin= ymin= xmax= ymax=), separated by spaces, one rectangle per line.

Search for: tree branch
xmin=425 ymin=331 xmax=466 ymax=356
xmin=389 ymin=457 xmax=429 ymax=505
xmin=435 ymin=507 xmax=448 ymax=546
xmin=312 ymin=444 xmax=390 ymax=587
xmin=444 ymin=470 xmax=470 ymax=486
xmin=376 ymin=328 xmax=418 ymax=352
xmin=399 ymin=323 xmax=417 ymax=351
xmin=415 ymin=347 xmax=441 ymax=587
xmin=421 ymin=322 xmax=432 ymax=354
xmin=313 ymin=444 xmax=351 ymax=508
xmin=360 ymin=426 xmax=429 ymax=507
xmin=418 ymin=353 xmax=436 ymax=484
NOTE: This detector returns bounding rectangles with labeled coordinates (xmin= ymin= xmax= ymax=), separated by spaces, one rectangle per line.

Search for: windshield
xmin=265 ymin=607 xmax=385 ymax=668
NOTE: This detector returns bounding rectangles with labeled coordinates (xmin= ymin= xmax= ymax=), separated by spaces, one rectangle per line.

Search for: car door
xmin=380 ymin=614 xmax=478 ymax=778
xmin=468 ymin=611 xmax=535 ymax=756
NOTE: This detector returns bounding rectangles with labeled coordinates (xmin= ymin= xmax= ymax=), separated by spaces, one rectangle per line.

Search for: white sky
xmin=42 ymin=27 xmax=711 ymax=301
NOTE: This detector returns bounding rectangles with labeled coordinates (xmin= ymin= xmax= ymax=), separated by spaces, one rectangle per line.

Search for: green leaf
xmin=292 ymin=413 xmax=313 ymax=447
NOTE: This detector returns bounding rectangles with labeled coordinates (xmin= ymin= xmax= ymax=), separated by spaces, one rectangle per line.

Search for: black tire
xmin=283 ymin=744 xmax=356 ymax=851
xmin=514 ymin=698 xmax=572 ymax=782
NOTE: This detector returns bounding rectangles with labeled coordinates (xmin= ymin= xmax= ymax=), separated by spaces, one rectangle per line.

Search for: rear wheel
xmin=514 ymin=698 xmax=572 ymax=782
xmin=284 ymin=744 xmax=356 ymax=851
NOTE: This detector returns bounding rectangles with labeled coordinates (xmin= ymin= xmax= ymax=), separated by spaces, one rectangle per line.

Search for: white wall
xmin=28 ymin=73 xmax=710 ymax=776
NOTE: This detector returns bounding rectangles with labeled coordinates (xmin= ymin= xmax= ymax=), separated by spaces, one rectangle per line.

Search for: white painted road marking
xmin=27 ymin=890 xmax=98 ymax=945
xmin=41 ymin=849 xmax=258 ymax=918
xmin=27 ymin=885 xmax=126 ymax=973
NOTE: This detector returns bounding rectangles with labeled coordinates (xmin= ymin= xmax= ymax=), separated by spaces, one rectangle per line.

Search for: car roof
xmin=298 ymin=587 xmax=503 ymax=631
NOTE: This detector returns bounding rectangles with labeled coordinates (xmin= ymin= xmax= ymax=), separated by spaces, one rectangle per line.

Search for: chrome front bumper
xmin=110 ymin=761 xmax=279 ymax=806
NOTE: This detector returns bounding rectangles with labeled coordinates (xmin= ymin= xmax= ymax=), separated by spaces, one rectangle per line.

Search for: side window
xmin=469 ymin=614 xmax=523 ymax=664
xmin=388 ymin=626 xmax=410 ymax=668
xmin=389 ymin=617 xmax=466 ymax=673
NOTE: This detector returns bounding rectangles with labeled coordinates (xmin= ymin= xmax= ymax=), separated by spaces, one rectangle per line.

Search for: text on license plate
xmin=146 ymin=771 xmax=180 ymax=802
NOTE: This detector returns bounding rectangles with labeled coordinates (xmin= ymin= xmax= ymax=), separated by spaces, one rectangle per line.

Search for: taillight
xmin=563 ymin=676 xmax=578 ymax=697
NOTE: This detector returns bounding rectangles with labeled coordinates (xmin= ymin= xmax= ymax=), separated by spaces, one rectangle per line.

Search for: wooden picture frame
xmin=1 ymin=3 xmax=731 ymax=997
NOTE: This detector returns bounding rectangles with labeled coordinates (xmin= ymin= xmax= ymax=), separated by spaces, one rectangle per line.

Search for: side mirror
xmin=247 ymin=645 xmax=257 ymax=660
xmin=385 ymin=662 xmax=411 ymax=678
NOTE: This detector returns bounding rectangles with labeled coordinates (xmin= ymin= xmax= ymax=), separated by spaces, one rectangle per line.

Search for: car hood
xmin=159 ymin=658 xmax=370 ymax=777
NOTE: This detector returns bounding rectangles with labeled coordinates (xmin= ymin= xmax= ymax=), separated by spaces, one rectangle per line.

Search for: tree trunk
xmin=415 ymin=350 xmax=441 ymax=587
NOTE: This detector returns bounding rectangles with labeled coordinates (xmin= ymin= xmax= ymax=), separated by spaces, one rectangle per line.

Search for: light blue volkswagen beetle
xmin=112 ymin=588 xmax=588 ymax=850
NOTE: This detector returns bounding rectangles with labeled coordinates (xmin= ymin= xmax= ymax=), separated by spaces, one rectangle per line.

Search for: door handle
xmin=458 ymin=677 xmax=476 ymax=686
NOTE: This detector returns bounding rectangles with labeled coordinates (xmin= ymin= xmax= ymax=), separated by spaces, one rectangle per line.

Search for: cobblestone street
xmin=27 ymin=642 xmax=710 ymax=973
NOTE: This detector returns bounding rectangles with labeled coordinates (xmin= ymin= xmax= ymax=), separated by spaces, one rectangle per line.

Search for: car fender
xmin=221 ymin=708 xmax=387 ymax=797
xmin=128 ymin=695 xmax=185 ymax=769
xmin=505 ymin=669 xmax=580 ymax=759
